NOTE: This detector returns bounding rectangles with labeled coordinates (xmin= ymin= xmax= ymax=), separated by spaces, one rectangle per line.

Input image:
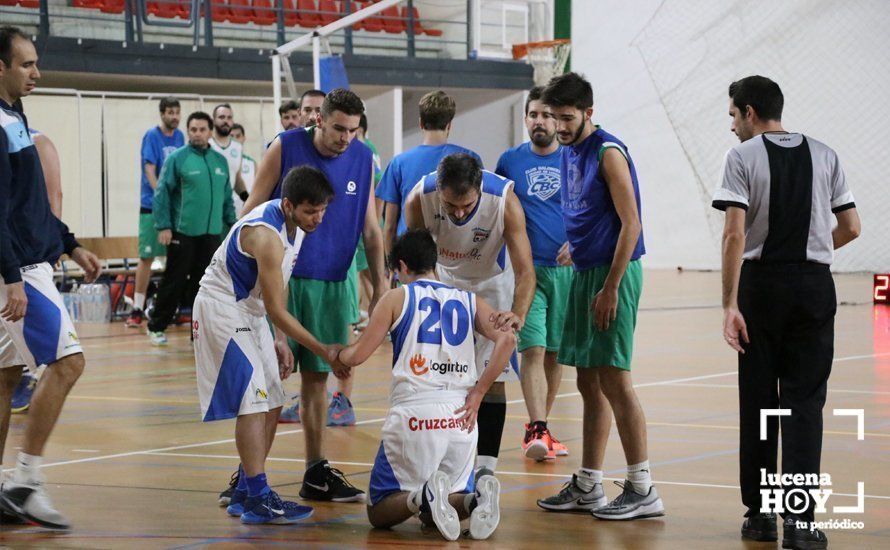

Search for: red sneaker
xmin=547 ymin=429 xmax=569 ymax=457
xmin=522 ymin=423 xmax=553 ymax=462
xmin=125 ymin=309 xmax=144 ymax=328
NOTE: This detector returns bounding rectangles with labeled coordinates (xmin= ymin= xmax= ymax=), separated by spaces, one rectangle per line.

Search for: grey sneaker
xmin=536 ymin=474 xmax=607 ymax=512
xmin=0 ymin=480 xmax=70 ymax=530
xmin=592 ymin=480 xmax=665 ymax=520
xmin=468 ymin=474 xmax=500 ymax=540
xmin=419 ymin=470 xmax=460 ymax=541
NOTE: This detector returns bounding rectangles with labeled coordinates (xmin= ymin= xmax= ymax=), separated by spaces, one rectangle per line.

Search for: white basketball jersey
xmin=415 ymin=170 xmax=514 ymax=284
xmin=389 ymin=279 xmax=478 ymax=406
xmin=210 ymin=137 xmax=245 ymax=211
xmin=199 ymin=200 xmax=303 ymax=317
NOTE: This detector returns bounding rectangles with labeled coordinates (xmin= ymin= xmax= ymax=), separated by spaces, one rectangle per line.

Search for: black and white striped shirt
xmin=712 ymin=133 xmax=854 ymax=265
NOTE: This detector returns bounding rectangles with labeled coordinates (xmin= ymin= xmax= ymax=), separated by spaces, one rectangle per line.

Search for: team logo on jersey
xmin=215 ymin=168 xmax=225 ymax=176
xmin=409 ymin=354 xmax=428 ymax=375
xmin=472 ymin=227 xmax=491 ymax=243
xmin=162 ymin=145 xmax=178 ymax=160
xmin=566 ymin=163 xmax=583 ymax=201
xmin=255 ymin=388 xmax=268 ymax=400
xmin=525 ymin=166 xmax=561 ymax=201
xmin=346 ymin=180 xmax=357 ymax=195
xmin=192 ymin=320 xmax=199 ymax=340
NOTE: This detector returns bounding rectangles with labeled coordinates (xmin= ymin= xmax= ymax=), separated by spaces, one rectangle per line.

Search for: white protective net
xmin=632 ymin=0 xmax=890 ymax=272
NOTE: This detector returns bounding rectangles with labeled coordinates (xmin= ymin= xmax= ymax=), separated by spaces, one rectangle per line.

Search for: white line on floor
xmin=140 ymin=451 xmax=890 ymax=501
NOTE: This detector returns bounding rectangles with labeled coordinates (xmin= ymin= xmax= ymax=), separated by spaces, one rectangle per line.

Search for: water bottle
xmin=98 ymin=284 xmax=111 ymax=322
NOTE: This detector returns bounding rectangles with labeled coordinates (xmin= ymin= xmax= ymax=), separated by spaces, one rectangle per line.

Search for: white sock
xmin=134 ymin=293 xmax=146 ymax=311
xmin=13 ymin=452 xmax=42 ymax=485
xmin=627 ymin=460 xmax=652 ymax=494
xmin=575 ymin=468 xmax=602 ymax=492
xmin=475 ymin=455 xmax=497 ymax=475
xmin=406 ymin=488 xmax=422 ymax=515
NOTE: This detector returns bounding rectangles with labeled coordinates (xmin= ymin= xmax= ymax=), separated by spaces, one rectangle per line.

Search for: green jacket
xmin=153 ymin=144 xmax=235 ymax=236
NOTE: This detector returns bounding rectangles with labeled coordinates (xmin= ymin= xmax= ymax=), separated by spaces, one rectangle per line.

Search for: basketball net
xmin=512 ymin=39 xmax=571 ymax=86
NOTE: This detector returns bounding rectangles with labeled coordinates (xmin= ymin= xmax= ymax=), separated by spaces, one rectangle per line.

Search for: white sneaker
xmin=468 ymin=474 xmax=500 ymax=540
xmin=419 ymin=470 xmax=460 ymax=541
xmin=0 ymin=480 xmax=70 ymax=530
xmin=148 ymin=331 xmax=168 ymax=346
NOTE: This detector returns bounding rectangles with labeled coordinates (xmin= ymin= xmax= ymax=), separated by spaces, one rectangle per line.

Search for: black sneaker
xmin=299 ymin=460 xmax=365 ymax=503
xmin=219 ymin=469 xmax=240 ymax=506
xmin=782 ymin=516 xmax=828 ymax=550
xmin=1 ymin=509 xmax=28 ymax=525
xmin=741 ymin=512 xmax=777 ymax=541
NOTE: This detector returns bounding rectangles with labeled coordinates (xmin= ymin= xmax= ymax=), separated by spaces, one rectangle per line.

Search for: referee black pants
xmin=148 ymin=232 xmax=220 ymax=333
xmin=737 ymin=261 xmax=835 ymax=522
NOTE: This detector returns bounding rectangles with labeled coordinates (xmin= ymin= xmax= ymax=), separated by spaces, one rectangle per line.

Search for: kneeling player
xmin=334 ymin=230 xmax=515 ymax=541
xmin=194 ymin=166 xmax=338 ymax=524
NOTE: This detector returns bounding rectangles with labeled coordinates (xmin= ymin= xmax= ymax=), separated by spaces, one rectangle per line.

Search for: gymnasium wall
xmin=23 ymin=86 xmax=521 ymax=239
xmin=571 ymin=0 xmax=889 ymax=272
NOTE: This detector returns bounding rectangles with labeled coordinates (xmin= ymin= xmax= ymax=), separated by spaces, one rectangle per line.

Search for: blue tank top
xmin=277 ymin=127 xmax=373 ymax=281
xmin=561 ymin=127 xmax=645 ymax=270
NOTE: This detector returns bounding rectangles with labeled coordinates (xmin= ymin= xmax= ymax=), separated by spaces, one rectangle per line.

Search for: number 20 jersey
xmin=389 ymin=279 xmax=478 ymax=406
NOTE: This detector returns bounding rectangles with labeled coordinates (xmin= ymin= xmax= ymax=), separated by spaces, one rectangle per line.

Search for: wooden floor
xmin=2 ymin=269 xmax=888 ymax=549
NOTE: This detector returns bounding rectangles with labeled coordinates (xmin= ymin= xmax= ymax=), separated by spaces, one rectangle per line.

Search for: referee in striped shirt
xmin=713 ymin=75 xmax=861 ymax=550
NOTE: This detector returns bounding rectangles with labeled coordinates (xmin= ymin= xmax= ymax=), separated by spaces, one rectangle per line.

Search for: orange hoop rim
xmin=512 ymin=38 xmax=570 ymax=60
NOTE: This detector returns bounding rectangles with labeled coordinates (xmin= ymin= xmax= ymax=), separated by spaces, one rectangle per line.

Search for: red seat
xmin=152 ymin=0 xmax=183 ymax=18
xmin=99 ymin=0 xmax=124 ymax=13
xmin=401 ymin=5 xmax=442 ymax=36
xmin=251 ymin=0 xmax=276 ymax=25
xmin=281 ymin=0 xmax=298 ymax=26
xmin=72 ymin=0 xmax=103 ymax=7
xmin=177 ymin=0 xmax=191 ymax=19
xmin=317 ymin=0 xmax=338 ymax=25
xmin=210 ymin=0 xmax=230 ymax=22
xmin=18 ymin=0 xmax=40 ymax=6
xmin=379 ymin=3 xmax=403 ymax=34
xmin=0 ymin=0 xmax=18 ymax=6
xmin=296 ymin=0 xmax=321 ymax=27
xmin=227 ymin=0 xmax=252 ymax=23
xmin=358 ymin=0 xmax=383 ymax=32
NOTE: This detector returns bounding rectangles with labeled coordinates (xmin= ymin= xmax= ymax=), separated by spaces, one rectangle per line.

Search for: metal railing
xmin=0 ymin=0 xmax=531 ymax=59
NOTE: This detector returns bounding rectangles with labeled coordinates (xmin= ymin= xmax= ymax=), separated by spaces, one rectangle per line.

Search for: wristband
xmin=238 ymin=190 xmax=249 ymax=201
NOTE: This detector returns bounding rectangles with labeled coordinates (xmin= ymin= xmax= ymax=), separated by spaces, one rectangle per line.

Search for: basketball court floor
xmin=1 ymin=269 xmax=887 ymax=548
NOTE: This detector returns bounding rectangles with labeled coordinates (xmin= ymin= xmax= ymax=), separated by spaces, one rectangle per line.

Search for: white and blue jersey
xmin=388 ymin=279 xmax=478 ymax=405
xmin=198 ymin=200 xmax=304 ymax=317
xmin=414 ymin=170 xmax=520 ymax=381
xmin=495 ymin=142 xmax=566 ymax=266
xmin=369 ymin=279 xmax=479 ymax=505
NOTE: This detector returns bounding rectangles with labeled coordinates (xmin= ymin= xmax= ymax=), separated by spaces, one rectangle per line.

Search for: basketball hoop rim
xmin=512 ymin=38 xmax=571 ymax=60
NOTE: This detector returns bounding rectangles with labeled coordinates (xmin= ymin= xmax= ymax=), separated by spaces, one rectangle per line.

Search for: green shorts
xmin=518 ymin=265 xmax=573 ymax=352
xmin=138 ymin=212 xmax=166 ymax=259
xmin=355 ymin=239 xmax=368 ymax=272
xmin=286 ymin=276 xmax=353 ymax=373
xmin=558 ymin=260 xmax=642 ymax=371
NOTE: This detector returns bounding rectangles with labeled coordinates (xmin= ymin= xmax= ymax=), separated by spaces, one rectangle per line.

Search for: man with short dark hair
xmin=715 ymin=75 xmax=860 ymax=549
xmin=238 ymin=88 xmax=386 ymax=503
xmin=298 ymin=89 xmax=326 ymax=128
xmin=536 ymin=72 xmax=664 ymax=520
xmin=404 ymin=153 xmax=536 ymax=481
xmin=147 ymin=111 xmax=235 ymax=346
xmin=127 ymin=96 xmax=185 ymax=328
xmin=195 ymin=165 xmax=338 ymax=525
xmin=495 ymin=86 xmax=569 ymax=461
xmin=279 ymin=99 xmax=301 ymax=131
xmin=0 ymin=25 xmax=102 ymax=530
xmin=376 ymin=90 xmax=481 ymax=255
